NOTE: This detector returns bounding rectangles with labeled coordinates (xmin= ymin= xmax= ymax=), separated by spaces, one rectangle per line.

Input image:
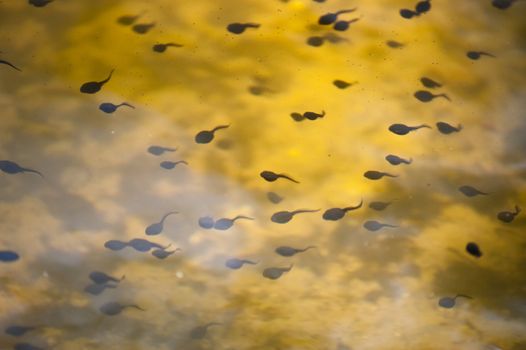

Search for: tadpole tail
xmin=119 ymin=102 xmax=135 ymax=109
xmin=383 ymin=173 xmax=398 ymax=178
xmin=99 ymin=69 xmax=115 ymax=84
xmin=0 ymin=59 xmax=22 ymax=72
xmin=175 ymin=160 xmax=188 ymax=166
xmin=128 ymin=304 xmax=145 ymax=311
xmin=21 ymin=167 xmax=44 ymax=178
xmin=480 ymin=52 xmax=496 ymax=58
xmin=278 ymin=174 xmax=300 ymax=183
xmin=299 ymin=246 xmax=317 ymax=252
xmin=166 ymin=43 xmax=184 ymax=47
xmin=343 ymin=199 xmax=363 ymax=211
xmin=291 ymin=209 xmax=321 ymax=215
xmin=242 ymin=259 xmax=258 ymax=265
xmin=437 ymin=93 xmax=451 ymax=101
xmin=455 ymin=294 xmax=473 ymax=300
xmin=211 ymin=125 xmax=230 ymax=132
xmin=336 ymin=8 xmax=357 ymax=15
xmin=246 ymin=23 xmax=261 ymax=28
xmin=415 ymin=124 xmax=432 ymax=130
xmin=160 ymin=211 xmax=179 ymax=223
xmin=383 ymin=224 xmax=398 ymax=228
xmin=284 ymin=264 xmax=294 ymax=271
xmin=514 ymin=206 xmax=521 ymax=214
xmin=232 ymin=215 xmax=255 ymax=222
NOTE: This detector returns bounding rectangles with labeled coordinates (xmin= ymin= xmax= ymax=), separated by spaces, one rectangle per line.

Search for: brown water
xmin=1 ymin=1 xmax=526 ymax=349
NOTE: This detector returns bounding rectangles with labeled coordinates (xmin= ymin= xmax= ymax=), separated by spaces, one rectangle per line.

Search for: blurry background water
xmin=1 ymin=0 xmax=525 ymax=349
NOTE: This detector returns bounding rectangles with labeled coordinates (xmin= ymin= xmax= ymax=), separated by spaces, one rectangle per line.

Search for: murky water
xmin=1 ymin=1 xmax=526 ymax=349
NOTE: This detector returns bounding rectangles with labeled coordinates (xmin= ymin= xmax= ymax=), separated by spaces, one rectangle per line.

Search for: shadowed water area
xmin=1 ymin=1 xmax=526 ymax=350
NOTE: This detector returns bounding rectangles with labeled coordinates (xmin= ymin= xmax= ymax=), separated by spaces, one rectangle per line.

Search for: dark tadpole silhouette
xmin=214 ymin=215 xmax=254 ymax=230
xmin=414 ymin=90 xmax=450 ymax=102
xmin=363 ymin=170 xmax=397 ymax=180
xmin=117 ymin=13 xmax=143 ymax=26
xmin=271 ymin=209 xmax=320 ymax=224
xmin=385 ymin=154 xmax=412 ymax=165
xmin=458 ymin=185 xmax=488 ymax=197
xmin=322 ymin=200 xmax=363 ymax=221
xmin=369 ymin=201 xmax=392 ymax=211
xmin=363 ymin=220 xmax=398 ymax=232
xmin=128 ymin=238 xmax=168 ymax=252
xmin=195 ymin=125 xmax=229 ymax=144
xmin=260 ymin=171 xmax=299 ymax=183
xmin=333 ymin=18 xmax=360 ymax=31
xmin=145 ymin=211 xmax=178 ymax=235
xmin=198 ymin=216 xmax=215 ymax=229
xmin=89 ymin=271 xmax=124 ymax=284
xmin=420 ymin=77 xmax=442 ymax=89
xmin=467 ymin=51 xmax=495 ymax=60
xmin=153 ymin=43 xmax=183 ymax=53
xmin=267 ymin=192 xmax=283 ymax=204
xmin=80 ymin=69 xmax=114 ymax=94
xmin=388 ymin=123 xmax=431 ymax=135
xmin=333 ymin=79 xmax=355 ymax=89
xmin=436 ymin=122 xmax=462 ymax=134
xmin=415 ymin=0 xmax=431 ymax=14
xmin=160 ymin=160 xmax=188 ymax=170
xmin=0 ymin=58 xmax=22 ymax=71
xmin=497 ymin=205 xmax=521 ymax=223
xmin=28 ymin=0 xmax=53 ymax=7
xmin=227 ymin=23 xmax=260 ymax=34
xmin=263 ymin=264 xmax=293 ymax=280
xmin=466 ymin=242 xmax=482 ymax=258
xmin=5 ymin=326 xmax=36 ymax=337
xmin=225 ymin=258 xmax=258 ymax=270
xmin=14 ymin=343 xmax=44 ymax=350
xmin=275 ymin=246 xmax=315 ymax=257
xmin=386 ymin=40 xmax=404 ymax=49
xmin=104 ymin=240 xmax=128 ymax=251
xmin=152 ymin=247 xmax=180 ymax=260
xmin=99 ymin=102 xmax=134 ymax=114
xmin=492 ymin=0 xmax=519 ymax=9
xmin=132 ymin=22 xmax=155 ymax=34
xmin=303 ymin=110 xmax=325 ymax=120
xmin=84 ymin=283 xmax=117 ymax=296
xmin=290 ymin=112 xmax=305 ymax=121
xmin=438 ymin=294 xmax=472 ymax=309
xmin=399 ymin=8 xmax=419 ymax=19
xmin=190 ymin=323 xmax=222 ymax=339
xmin=147 ymin=145 xmax=176 ymax=156
xmin=0 ymin=250 xmax=20 ymax=262
xmin=0 ymin=160 xmax=43 ymax=177
xmin=318 ymin=8 xmax=357 ymax=25
xmin=307 ymin=36 xmax=325 ymax=47
xmin=100 ymin=301 xmax=144 ymax=316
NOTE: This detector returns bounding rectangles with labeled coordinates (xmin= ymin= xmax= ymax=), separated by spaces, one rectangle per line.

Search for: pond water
xmin=1 ymin=1 xmax=525 ymax=349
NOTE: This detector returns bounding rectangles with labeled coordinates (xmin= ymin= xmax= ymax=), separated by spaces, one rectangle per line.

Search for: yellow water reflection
xmin=1 ymin=0 xmax=525 ymax=349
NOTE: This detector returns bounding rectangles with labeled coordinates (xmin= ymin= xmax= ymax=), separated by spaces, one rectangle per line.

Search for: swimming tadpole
xmin=363 ymin=220 xmax=398 ymax=232
xmin=213 ymin=215 xmax=254 ymax=230
xmin=303 ymin=110 xmax=325 ymax=120
xmin=363 ymin=170 xmax=398 ymax=180
xmin=145 ymin=211 xmax=178 ymax=236
xmin=415 ymin=0 xmax=432 ymax=14
xmin=260 ymin=171 xmax=299 ymax=183
xmin=369 ymin=201 xmax=392 ymax=211
xmin=227 ymin=23 xmax=260 ymax=34
xmin=152 ymin=43 xmax=183 ymax=53
xmin=89 ymin=271 xmax=125 ymax=285
xmin=420 ymin=77 xmax=442 ymax=89
xmin=225 ymin=258 xmax=258 ymax=270
xmin=386 ymin=40 xmax=405 ymax=49
xmin=333 ymin=79 xmax=356 ymax=89
xmin=399 ymin=8 xmax=419 ymax=19
xmin=128 ymin=238 xmax=169 ymax=252
xmin=466 ymin=242 xmax=482 ymax=258
xmin=467 ymin=51 xmax=496 ymax=60
xmin=275 ymin=246 xmax=316 ymax=257
xmin=132 ymin=22 xmax=156 ymax=34
xmin=414 ymin=90 xmax=451 ymax=102
xmin=99 ymin=301 xmax=144 ymax=316
xmin=322 ymin=200 xmax=363 ymax=221
xmin=385 ymin=154 xmax=412 ymax=165
xmin=458 ymin=185 xmax=488 ymax=197
xmin=388 ymin=123 xmax=431 ymax=135
xmin=271 ymin=209 xmax=320 ymax=224
xmin=497 ymin=205 xmax=520 ymax=223
xmin=195 ymin=125 xmax=230 ymax=144
xmin=104 ymin=240 xmax=128 ymax=251
xmin=333 ymin=18 xmax=360 ymax=31
xmin=151 ymin=247 xmax=180 ymax=260
xmin=318 ymin=8 xmax=357 ymax=25
xmin=147 ymin=145 xmax=177 ymax=156
xmin=0 ymin=250 xmax=20 ymax=262
xmin=262 ymin=264 xmax=293 ymax=280
xmin=436 ymin=122 xmax=462 ymax=134
xmin=0 ymin=160 xmax=43 ymax=178
xmin=160 ymin=160 xmax=188 ymax=170
xmin=117 ymin=13 xmax=143 ymax=26
xmin=99 ymin=102 xmax=135 ymax=114
xmin=438 ymin=294 xmax=472 ymax=309
xmin=80 ymin=69 xmax=114 ymax=94
xmin=198 ymin=216 xmax=215 ymax=229
xmin=189 ymin=323 xmax=222 ymax=339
